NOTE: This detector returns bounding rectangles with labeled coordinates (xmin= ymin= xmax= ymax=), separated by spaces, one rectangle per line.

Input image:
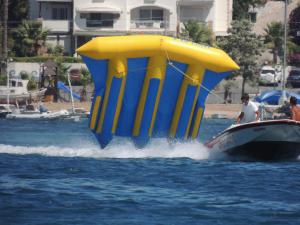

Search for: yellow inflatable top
xmin=77 ymin=35 xmax=239 ymax=73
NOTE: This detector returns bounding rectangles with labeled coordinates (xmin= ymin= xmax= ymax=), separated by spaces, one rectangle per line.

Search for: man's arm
xmin=237 ymin=112 xmax=244 ymax=124
xmin=255 ymin=110 xmax=260 ymax=121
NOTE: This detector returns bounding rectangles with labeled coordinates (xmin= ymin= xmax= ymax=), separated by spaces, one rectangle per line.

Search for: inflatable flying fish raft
xmin=76 ymin=35 xmax=239 ymax=148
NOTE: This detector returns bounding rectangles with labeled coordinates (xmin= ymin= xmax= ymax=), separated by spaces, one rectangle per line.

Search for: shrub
xmin=0 ymin=75 xmax=7 ymax=86
xmin=27 ymin=76 xmax=37 ymax=90
xmin=20 ymin=71 xmax=29 ymax=80
xmin=12 ymin=56 xmax=83 ymax=63
xmin=54 ymin=45 xmax=64 ymax=56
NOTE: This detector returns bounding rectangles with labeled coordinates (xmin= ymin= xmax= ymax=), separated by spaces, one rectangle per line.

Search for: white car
xmin=259 ymin=66 xmax=280 ymax=86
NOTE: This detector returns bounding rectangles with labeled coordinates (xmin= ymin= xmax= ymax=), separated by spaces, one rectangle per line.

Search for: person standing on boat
xmin=237 ymin=93 xmax=260 ymax=124
xmin=290 ymin=96 xmax=300 ymax=121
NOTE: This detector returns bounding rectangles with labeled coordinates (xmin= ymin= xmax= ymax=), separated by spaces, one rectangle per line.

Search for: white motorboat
xmin=0 ymin=104 xmax=15 ymax=118
xmin=205 ymin=119 xmax=300 ymax=161
xmin=0 ymin=79 xmax=46 ymax=103
xmin=6 ymin=105 xmax=69 ymax=120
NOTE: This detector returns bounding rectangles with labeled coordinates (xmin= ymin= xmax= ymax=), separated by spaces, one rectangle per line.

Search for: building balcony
xmin=37 ymin=0 xmax=72 ymax=2
xmin=42 ymin=20 xmax=71 ymax=33
xmin=179 ymin=0 xmax=214 ymax=6
xmin=75 ymin=19 xmax=115 ymax=29
xmin=130 ymin=20 xmax=168 ymax=30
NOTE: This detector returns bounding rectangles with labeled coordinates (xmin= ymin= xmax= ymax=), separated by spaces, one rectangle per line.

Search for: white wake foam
xmin=0 ymin=138 xmax=210 ymax=160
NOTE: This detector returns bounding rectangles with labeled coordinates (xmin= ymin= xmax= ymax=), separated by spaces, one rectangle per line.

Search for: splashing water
xmin=0 ymin=138 xmax=210 ymax=160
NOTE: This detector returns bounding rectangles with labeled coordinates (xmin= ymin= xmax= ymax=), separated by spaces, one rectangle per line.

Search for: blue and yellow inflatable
xmin=76 ymin=35 xmax=239 ymax=148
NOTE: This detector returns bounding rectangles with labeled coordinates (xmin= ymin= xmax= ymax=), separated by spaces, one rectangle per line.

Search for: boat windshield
xmin=261 ymin=70 xmax=275 ymax=74
xmin=289 ymin=70 xmax=300 ymax=76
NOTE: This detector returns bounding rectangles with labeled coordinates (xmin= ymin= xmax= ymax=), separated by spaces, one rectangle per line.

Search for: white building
xmin=29 ymin=0 xmax=233 ymax=55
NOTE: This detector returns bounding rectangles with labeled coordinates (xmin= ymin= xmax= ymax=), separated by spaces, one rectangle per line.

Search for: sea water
xmin=0 ymin=119 xmax=299 ymax=225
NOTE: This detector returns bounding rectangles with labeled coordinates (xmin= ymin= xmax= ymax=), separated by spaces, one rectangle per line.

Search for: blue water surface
xmin=0 ymin=119 xmax=299 ymax=225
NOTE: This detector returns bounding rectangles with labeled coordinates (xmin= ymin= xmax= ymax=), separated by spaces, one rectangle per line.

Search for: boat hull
xmin=225 ymin=141 xmax=300 ymax=160
xmin=206 ymin=120 xmax=300 ymax=161
xmin=6 ymin=110 xmax=69 ymax=120
xmin=0 ymin=112 xmax=9 ymax=118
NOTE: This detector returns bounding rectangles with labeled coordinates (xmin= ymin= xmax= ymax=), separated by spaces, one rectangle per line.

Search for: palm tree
xmin=264 ymin=22 xmax=284 ymax=64
xmin=181 ymin=20 xmax=213 ymax=46
xmin=13 ymin=20 xmax=49 ymax=57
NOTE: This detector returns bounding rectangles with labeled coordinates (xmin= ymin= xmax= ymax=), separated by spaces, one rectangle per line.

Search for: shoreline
xmin=44 ymin=102 xmax=241 ymax=119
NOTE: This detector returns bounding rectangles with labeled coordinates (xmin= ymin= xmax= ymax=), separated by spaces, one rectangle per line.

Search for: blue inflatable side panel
xmin=153 ymin=61 xmax=187 ymax=137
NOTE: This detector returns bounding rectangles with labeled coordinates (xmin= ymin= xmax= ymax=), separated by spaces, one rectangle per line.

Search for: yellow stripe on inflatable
xmin=185 ymin=86 xmax=200 ymax=139
xmin=169 ymin=65 xmax=204 ymax=138
xmin=184 ymin=67 xmax=205 ymax=139
xmin=169 ymin=79 xmax=188 ymax=138
xmin=76 ymin=35 xmax=239 ymax=73
xmin=96 ymin=57 xmax=127 ymax=133
xmin=149 ymin=56 xmax=167 ymax=136
xmin=89 ymin=96 xmax=101 ymax=130
xmin=112 ymin=57 xmax=127 ymax=133
xmin=133 ymin=55 xmax=166 ymax=136
xmin=192 ymin=107 xmax=204 ymax=139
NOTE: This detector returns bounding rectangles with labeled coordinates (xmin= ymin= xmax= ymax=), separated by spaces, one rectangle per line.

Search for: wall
xmin=7 ymin=62 xmax=86 ymax=81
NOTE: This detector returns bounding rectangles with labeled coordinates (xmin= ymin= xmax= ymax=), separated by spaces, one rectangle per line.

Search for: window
xmin=140 ymin=9 xmax=151 ymax=20
xmin=85 ymin=13 xmax=114 ymax=28
xmin=52 ymin=8 xmax=68 ymax=20
xmin=139 ymin=8 xmax=163 ymax=21
xmin=80 ymin=13 xmax=87 ymax=19
xmin=249 ymin=12 xmax=257 ymax=23
xmin=152 ymin=9 xmax=163 ymax=21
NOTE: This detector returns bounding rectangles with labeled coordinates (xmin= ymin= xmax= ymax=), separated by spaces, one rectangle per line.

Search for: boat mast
xmin=6 ymin=61 xmax=9 ymax=107
xmin=282 ymin=0 xmax=288 ymax=101
xmin=3 ymin=0 xmax=9 ymax=108
xmin=67 ymin=71 xmax=75 ymax=114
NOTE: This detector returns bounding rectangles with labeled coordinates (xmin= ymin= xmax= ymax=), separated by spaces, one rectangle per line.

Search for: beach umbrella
xmin=255 ymin=90 xmax=300 ymax=105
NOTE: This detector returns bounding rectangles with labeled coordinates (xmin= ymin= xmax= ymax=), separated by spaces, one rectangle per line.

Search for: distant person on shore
xmin=289 ymin=96 xmax=300 ymax=121
xmin=237 ymin=93 xmax=260 ymax=124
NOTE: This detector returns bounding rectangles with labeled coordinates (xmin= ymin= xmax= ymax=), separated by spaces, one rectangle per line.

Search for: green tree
xmin=12 ymin=20 xmax=49 ymax=57
xmin=289 ymin=5 xmax=300 ymax=45
xmin=8 ymin=0 xmax=28 ymax=26
xmin=181 ymin=20 xmax=213 ymax=46
xmin=264 ymin=22 xmax=284 ymax=64
xmin=233 ymin=0 xmax=267 ymax=20
xmin=80 ymin=68 xmax=92 ymax=102
xmin=55 ymin=58 xmax=70 ymax=83
xmin=0 ymin=0 xmax=28 ymax=58
xmin=218 ymin=20 xmax=264 ymax=95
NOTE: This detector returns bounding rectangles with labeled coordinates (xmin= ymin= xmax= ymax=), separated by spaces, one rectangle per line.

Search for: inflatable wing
xmin=77 ymin=35 xmax=239 ymax=148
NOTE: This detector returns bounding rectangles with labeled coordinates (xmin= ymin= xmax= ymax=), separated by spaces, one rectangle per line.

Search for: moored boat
xmin=0 ymin=79 xmax=46 ymax=104
xmin=5 ymin=103 xmax=69 ymax=120
xmin=6 ymin=109 xmax=69 ymax=120
xmin=0 ymin=104 xmax=15 ymax=118
xmin=205 ymin=119 xmax=300 ymax=161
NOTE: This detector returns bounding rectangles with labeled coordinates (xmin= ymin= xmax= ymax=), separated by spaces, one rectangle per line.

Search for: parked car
xmin=287 ymin=68 xmax=300 ymax=88
xmin=259 ymin=66 xmax=280 ymax=86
